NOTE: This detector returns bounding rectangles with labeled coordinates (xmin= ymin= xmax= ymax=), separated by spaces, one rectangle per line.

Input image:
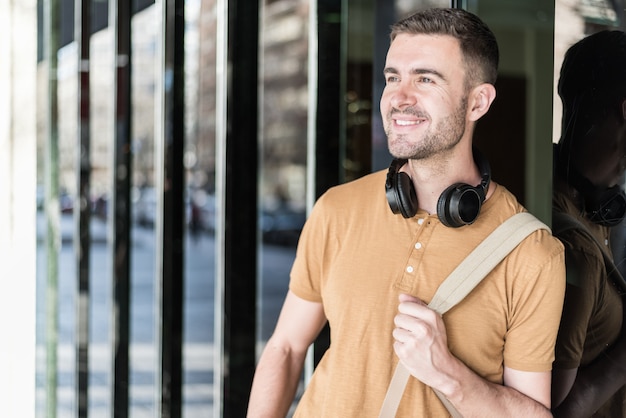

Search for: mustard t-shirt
xmin=290 ymin=170 xmax=566 ymax=417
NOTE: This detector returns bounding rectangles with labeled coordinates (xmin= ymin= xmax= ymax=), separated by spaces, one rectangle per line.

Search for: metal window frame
xmin=214 ymin=0 xmax=260 ymax=416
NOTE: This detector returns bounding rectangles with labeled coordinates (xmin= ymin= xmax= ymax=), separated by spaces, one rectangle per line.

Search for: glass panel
xmin=257 ymin=0 xmax=309 ymax=411
xmin=551 ymin=1 xmax=626 ymax=414
xmin=345 ymin=1 xmax=375 ymax=182
xmin=35 ymin=25 xmax=81 ymax=418
xmin=34 ymin=4 xmax=128 ymax=415
xmin=35 ymin=0 xmax=212 ymax=415
xmin=35 ymin=75 xmax=44 ymax=416
xmin=129 ymin=4 xmax=158 ymax=416
xmin=87 ymin=16 xmax=114 ymax=417
xmin=35 ymin=2 xmax=61 ymax=416
xmin=183 ymin=0 xmax=215 ymax=415
xmin=258 ymin=0 xmax=307 ymax=339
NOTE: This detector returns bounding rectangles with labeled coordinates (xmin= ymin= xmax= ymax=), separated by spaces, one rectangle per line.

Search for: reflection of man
xmin=248 ymin=8 xmax=565 ymax=417
xmin=551 ymin=30 xmax=626 ymax=417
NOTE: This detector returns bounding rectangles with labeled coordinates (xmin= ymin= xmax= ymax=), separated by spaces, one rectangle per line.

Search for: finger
xmin=398 ymin=299 xmax=430 ymax=318
xmin=392 ymin=325 xmax=413 ymax=343
xmin=397 ymin=304 xmax=442 ymax=334
xmin=398 ymin=293 xmax=421 ymax=303
xmin=398 ymin=294 xmax=427 ymax=315
xmin=393 ymin=340 xmax=410 ymax=358
xmin=395 ymin=313 xmax=431 ymax=338
xmin=394 ymin=312 xmax=416 ymax=329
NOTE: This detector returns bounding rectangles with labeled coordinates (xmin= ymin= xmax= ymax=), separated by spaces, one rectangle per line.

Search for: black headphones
xmin=584 ymin=184 xmax=626 ymax=227
xmin=385 ymin=148 xmax=491 ymax=227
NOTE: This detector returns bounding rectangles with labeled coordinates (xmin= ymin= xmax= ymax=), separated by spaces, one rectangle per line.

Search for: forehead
xmin=385 ymin=33 xmax=464 ymax=70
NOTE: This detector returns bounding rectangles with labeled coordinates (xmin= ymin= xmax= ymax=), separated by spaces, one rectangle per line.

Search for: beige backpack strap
xmin=378 ymin=212 xmax=549 ymax=418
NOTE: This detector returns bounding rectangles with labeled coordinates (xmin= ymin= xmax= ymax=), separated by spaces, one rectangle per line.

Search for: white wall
xmin=0 ymin=0 xmax=37 ymax=416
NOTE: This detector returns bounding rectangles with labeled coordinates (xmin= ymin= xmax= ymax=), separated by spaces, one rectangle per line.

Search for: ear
xmin=468 ymin=83 xmax=497 ymax=122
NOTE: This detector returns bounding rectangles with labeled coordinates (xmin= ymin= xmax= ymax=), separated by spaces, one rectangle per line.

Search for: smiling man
xmin=247 ymin=8 xmax=566 ymax=417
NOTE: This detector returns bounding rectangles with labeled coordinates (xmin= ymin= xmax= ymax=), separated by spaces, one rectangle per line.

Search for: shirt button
xmin=406 ymin=266 xmax=414 ymax=273
xmin=415 ymin=242 xmax=422 ymax=250
xmin=417 ymin=218 xmax=424 ymax=225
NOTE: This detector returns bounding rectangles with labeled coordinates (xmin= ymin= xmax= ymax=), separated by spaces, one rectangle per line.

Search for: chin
xmin=388 ymin=143 xmax=416 ymax=160
xmin=388 ymin=151 xmax=412 ymax=161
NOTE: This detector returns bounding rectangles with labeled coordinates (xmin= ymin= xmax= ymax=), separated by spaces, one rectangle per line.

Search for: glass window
xmin=184 ymin=0 xmax=215 ymax=415
xmin=258 ymin=0 xmax=308 ymax=343
xmin=35 ymin=0 xmax=215 ymax=415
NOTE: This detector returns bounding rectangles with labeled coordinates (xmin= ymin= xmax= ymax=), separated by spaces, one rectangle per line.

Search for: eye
xmin=385 ymin=75 xmax=400 ymax=84
xmin=418 ymin=76 xmax=434 ymax=84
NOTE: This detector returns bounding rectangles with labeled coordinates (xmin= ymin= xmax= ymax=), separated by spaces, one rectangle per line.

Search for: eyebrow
xmin=383 ymin=67 xmax=447 ymax=81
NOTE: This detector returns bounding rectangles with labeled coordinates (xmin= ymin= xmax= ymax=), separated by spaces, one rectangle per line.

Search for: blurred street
xmin=35 ymin=213 xmax=296 ymax=417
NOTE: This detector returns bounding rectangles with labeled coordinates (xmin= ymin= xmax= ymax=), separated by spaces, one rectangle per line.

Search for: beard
xmin=385 ymin=97 xmax=468 ymax=160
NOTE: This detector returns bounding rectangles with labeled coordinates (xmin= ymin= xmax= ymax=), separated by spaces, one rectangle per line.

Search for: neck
xmin=404 ymin=150 xmax=484 ymax=215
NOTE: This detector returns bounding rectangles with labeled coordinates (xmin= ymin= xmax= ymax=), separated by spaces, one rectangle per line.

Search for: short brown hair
xmin=390 ymin=8 xmax=499 ymax=87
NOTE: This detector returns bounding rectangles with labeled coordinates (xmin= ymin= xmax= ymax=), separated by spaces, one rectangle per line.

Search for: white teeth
xmin=395 ymin=119 xmax=421 ymax=126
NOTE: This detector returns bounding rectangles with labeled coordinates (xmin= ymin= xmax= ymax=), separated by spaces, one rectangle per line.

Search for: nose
xmin=388 ymin=83 xmax=417 ymax=110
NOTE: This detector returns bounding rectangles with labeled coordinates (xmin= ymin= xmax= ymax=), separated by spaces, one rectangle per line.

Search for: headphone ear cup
xmin=437 ymin=183 xmax=484 ymax=228
xmin=585 ymin=186 xmax=626 ymax=227
xmin=392 ymin=172 xmax=418 ymax=218
xmin=560 ymin=165 xmax=626 ymax=227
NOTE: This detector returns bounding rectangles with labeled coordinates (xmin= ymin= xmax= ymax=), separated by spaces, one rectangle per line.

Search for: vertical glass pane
xmin=130 ymin=4 xmax=158 ymax=415
xmin=35 ymin=34 xmax=81 ymax=418
xmin=258 ymin=0 xmax=309 ymax=411
xmin=35 ymin=10 xmax=114 ymax=414
xmin=258 ymin=0 xmax=308 ymax=338
xmin=57 ymin=46 xmax=78 ymax=415
xmin=89 ymin=19 xmax=113 ymax=417
xmin=36 ymin=0 xmax=212 ymax=416
xmin=345 ymin=1 xmax=374 ymax=182
xmin=35 ymin=58 xmax=45 ymax=415
xmin=36 ymin=3 xmax=63 ymax=416
xmin=551 ymin=3 xmax=626 ymax=414
xmin=185 ymin=0 xmax=215 ymax=414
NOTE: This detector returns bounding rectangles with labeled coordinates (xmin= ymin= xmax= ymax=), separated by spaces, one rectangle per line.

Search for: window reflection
xmin=554 ymin=0 xmax=626 ymax=270
xmin=551 ymin=1 xmax=626 ymax=415
xmin=36 ymin=1 xmax=214 ymax=415
xmin=257 ymin=0 xmax=309 ymax=348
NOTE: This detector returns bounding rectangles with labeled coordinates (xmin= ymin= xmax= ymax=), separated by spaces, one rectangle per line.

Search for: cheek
xmin=380 ymin=90 xmax=391 ymax=115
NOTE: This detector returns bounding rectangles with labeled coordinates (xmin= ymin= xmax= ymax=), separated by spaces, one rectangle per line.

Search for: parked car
xmin=260 ymin=208 xmax=306 ymax=246
xmin=133 ymin=186 xmax=157 ymax=227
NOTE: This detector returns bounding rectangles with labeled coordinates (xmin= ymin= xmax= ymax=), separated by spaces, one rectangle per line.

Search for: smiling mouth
xmin=394 ymin=119 xmax=425 ymax=126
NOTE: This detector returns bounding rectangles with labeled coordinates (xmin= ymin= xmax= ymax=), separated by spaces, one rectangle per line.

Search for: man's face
xmin=380 ymin=33 xmax=470 ymax=160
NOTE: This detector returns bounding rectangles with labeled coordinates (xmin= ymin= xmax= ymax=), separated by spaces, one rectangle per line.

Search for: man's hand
xmin=392 ymin=293 xmax=457 ymax=392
